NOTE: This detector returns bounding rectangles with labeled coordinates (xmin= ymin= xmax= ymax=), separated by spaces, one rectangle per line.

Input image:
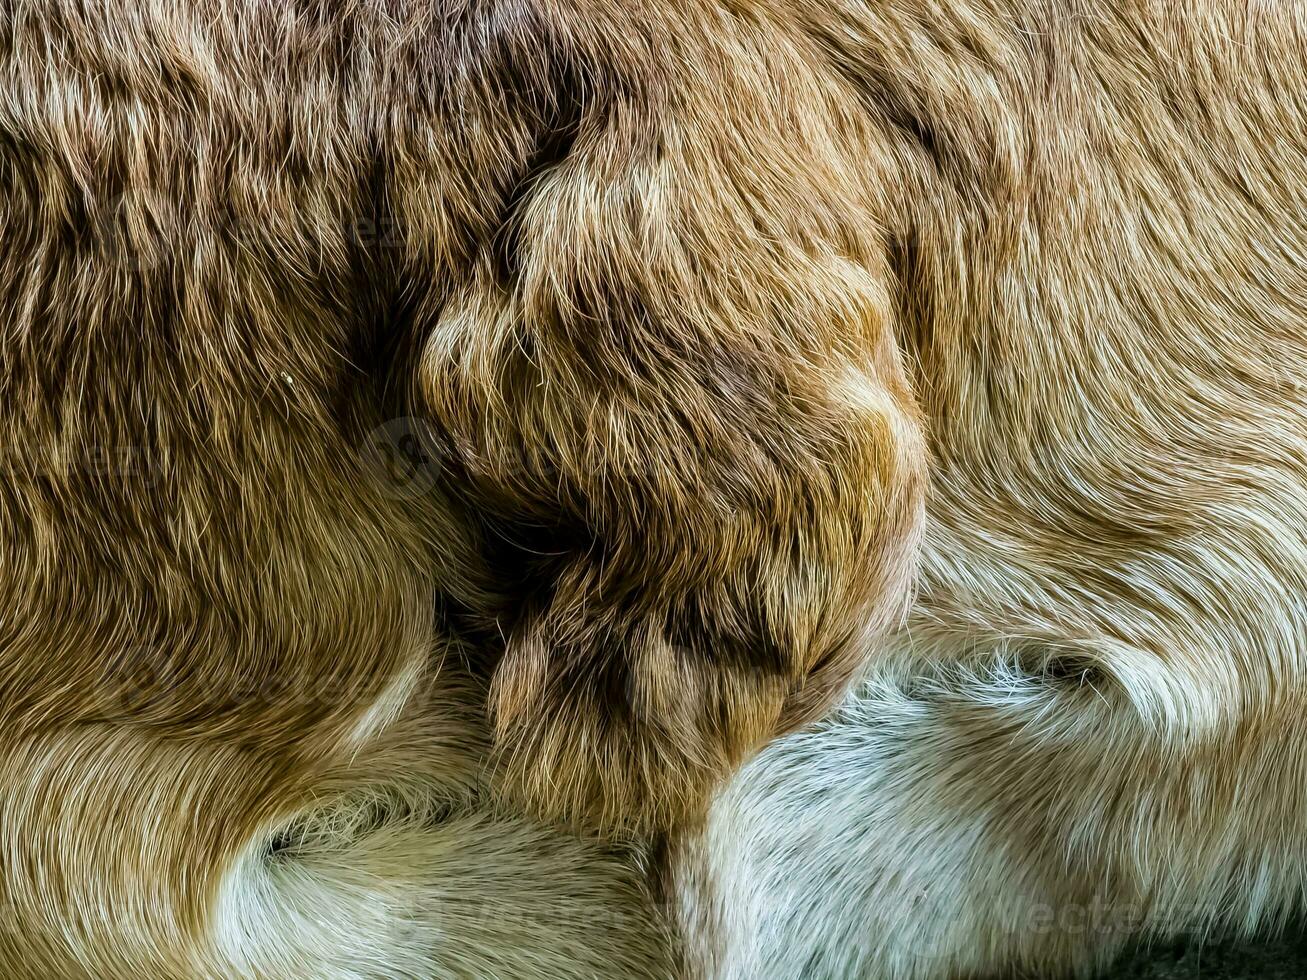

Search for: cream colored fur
xmin=682 ymin=648 xmax=1307 ymax=978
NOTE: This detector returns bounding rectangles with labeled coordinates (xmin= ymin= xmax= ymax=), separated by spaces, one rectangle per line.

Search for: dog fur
xmin=678 ymin=0 xmax=1307 ymax=976
xmin=2 ymin=0 xmax=1307 ymax=978
xmin=1 ymin=0 xmax=929 ymax=840
xmin=0 ymin=0 xmax=689 ymax=974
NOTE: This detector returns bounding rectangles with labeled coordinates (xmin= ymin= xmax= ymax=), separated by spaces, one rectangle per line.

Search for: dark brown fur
xmin=406 ymin=0 xmax=925 ymax=831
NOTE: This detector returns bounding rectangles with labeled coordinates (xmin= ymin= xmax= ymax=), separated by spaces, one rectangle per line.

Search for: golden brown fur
xmin=2 ymin=0 xmax=1307 ymax=978
xmin=1 ymin=0 xmax=924 ymax=860
xmin=678 ymin=1 xmax=1307 ymax=977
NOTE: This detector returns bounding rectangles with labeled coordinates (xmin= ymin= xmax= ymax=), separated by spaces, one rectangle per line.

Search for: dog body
xmin=1 ymin=1 xmax=1305 ymax=978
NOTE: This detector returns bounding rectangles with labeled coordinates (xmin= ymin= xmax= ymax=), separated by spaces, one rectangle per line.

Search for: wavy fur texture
xmin=0 ymin=1 xmax=688 ymax=974
xmin=678 ymin=1 xmax=1307 ymax=977
xmin=2 ymin=1 xmax=1307 ymax=979
xmin=0 ymin=0 xmax=927 ymax=838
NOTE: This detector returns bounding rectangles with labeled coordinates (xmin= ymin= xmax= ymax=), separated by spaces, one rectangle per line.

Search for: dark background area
xmin=1100 ymin=930 xmax=1307 ymax=979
